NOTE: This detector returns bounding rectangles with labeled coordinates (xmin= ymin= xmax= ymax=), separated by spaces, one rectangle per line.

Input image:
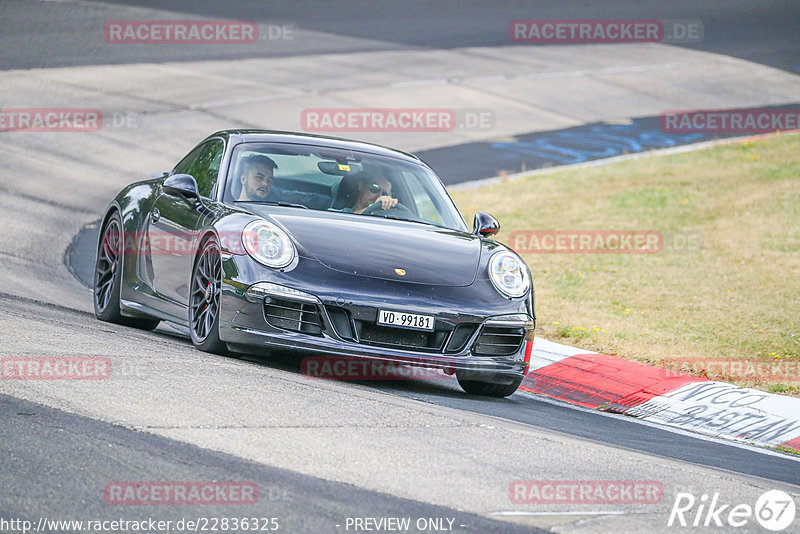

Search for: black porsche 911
xmin=93 ymin=130 xmax=535 ymax=397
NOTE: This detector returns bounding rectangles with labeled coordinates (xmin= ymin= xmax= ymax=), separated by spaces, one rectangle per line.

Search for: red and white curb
xmin=521 ymin=338 xmax=800 ymax=453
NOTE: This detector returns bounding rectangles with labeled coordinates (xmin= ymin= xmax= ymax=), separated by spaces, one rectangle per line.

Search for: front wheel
xmin=189 ymin=237 xmax=227 ymax=354
xmin=93 ymin=211 xmax=160 ymax=330
xmin=456 ymin=374 xmax=523 ymax=398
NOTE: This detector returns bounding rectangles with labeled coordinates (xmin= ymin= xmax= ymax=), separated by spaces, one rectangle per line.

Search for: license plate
xmin=377 ymin=309 xmax=435 ymax=331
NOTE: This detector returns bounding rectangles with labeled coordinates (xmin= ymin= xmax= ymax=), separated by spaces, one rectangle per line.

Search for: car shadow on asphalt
xmin=148 ymin=324 xmax=521 ymax=402
xmin=233 ymin=348 xmax=522 ymax=400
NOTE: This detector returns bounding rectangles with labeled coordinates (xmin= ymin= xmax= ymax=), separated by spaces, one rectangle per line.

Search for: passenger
xmin=236 ymin=155 xmax=278 ymax=201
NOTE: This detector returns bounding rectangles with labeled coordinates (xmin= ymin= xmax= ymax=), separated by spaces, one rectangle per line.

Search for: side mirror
xmin=163 ymin=174 xmax=199 ymax=199
xmin=473 ymin=212 xmax=500 ymax=237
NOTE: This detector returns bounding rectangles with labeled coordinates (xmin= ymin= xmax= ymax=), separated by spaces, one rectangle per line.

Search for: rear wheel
xmin=456 ymin=374 xmax=523 ymax=398
xmin=93 ymin=212 xmax=160 ymax=330
xmin=189 ymin=237 xmax=227 ymax=354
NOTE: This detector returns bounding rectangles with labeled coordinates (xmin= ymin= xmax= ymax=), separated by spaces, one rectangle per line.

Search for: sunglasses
xmin=367 ymin=183 xmax=391 ymax=196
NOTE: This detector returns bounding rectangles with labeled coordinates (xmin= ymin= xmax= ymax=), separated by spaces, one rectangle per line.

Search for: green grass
xmin=451 ymin=133 xmax=800 ymax=393
xmin=775 ymin=445 xmax=800 ymax=456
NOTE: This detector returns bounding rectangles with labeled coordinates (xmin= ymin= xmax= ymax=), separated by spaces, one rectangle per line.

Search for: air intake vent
xmin=264 ymin=297 xmax=323 ymax=335
xmin=326 ymin=306 xmax=356 ymax=341
xmin=472 ymin=325 xmax=525 ymax=356
xmin=444 ymin=324 xmax=478 ymax=353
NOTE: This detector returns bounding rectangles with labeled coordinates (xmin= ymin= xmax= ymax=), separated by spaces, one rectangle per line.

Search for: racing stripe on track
xmin=523 ymin=339 xmax=800 ymax=452
xmin=628 ymin=381 xmax=800 ymax=448
xmin=521 ymin=352 xmax=705 ymax=409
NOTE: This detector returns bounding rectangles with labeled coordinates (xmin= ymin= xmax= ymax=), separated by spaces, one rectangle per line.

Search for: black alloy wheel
xmin=189 ymin=237 xmax=226 ymax=353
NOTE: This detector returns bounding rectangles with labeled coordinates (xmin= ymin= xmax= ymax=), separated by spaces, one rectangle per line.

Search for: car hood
xmin=252 ymin=209 xmax=481 ymax=286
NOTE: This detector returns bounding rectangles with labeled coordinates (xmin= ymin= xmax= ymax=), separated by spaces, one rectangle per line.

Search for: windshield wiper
xmin=372 ymin=213 xmax=427 ymax=225
xmin=239 ymin=201 xmax=309 ymax=209
xmin=270 ymin=201 xmax=309 ymax=209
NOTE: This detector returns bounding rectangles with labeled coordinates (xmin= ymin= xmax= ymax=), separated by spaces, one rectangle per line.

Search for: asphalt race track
xmin=1 ymin=2 xmax=799 ymax=533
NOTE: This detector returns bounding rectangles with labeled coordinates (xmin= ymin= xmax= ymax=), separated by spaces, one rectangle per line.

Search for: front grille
xmin=263 ymin=297 xmax=323 ymax=335
xmin=472 ymin=325 xmax=525 ymax=356
xmin=270 ymin=301 xmax=483 ymax=355
xmin=356 ymin=322 xmax=448 ymax=352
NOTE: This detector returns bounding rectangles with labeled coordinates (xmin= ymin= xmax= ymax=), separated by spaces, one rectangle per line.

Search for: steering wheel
xmin=361 ymin=201 xmax=413 ymax=217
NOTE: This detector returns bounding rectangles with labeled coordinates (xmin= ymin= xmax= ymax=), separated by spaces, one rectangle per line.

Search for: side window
xmin=173 ymin=139 xmax=225 ymax=198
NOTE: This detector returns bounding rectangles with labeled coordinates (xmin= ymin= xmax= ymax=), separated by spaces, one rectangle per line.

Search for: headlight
xmin=488 ymin=251 xmax=530 ymax=298
xmin=242 ymin=220 xmax=295 ymax=268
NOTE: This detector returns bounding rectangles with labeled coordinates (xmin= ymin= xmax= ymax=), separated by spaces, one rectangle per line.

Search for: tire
xmin=93 ymin=211 xmax=160 ymax=330
xmin=456 ymin=374 xmax=523 ymax=398
xmin=189 ymin=236 xmax=227 ymax=354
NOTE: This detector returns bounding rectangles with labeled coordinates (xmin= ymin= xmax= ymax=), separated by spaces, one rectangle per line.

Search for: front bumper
xmin=218 ymin=257 xmax=534 ymax=383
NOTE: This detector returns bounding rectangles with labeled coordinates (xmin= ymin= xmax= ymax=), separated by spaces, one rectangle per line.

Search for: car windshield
xmin=223 ymin=142 xmax=469 ymax=232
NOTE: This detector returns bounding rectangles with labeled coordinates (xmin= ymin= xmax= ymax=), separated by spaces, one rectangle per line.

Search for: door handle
xmin=151 ymin=208 xmax=160 ymax=223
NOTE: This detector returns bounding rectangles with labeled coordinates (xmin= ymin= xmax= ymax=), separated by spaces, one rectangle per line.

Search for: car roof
xmin=204 ymin=129 xmax=423 ymax=165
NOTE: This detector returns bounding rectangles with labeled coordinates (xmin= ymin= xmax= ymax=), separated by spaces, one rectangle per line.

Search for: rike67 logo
xmin=668 ymin=490 xmax=796 ymax=531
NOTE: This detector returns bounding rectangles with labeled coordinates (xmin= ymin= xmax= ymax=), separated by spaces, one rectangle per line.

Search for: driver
xmin=349 ymin=176 xmax=398 ymax=214
xmin=236 ymin=154 xmax=278 ymax=201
